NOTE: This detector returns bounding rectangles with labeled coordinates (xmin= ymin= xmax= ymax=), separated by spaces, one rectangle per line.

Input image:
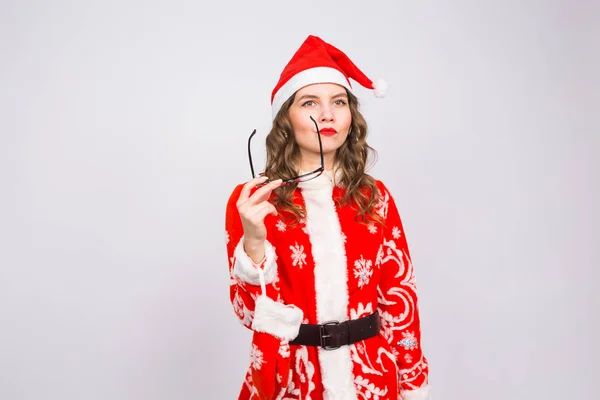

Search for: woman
xmin=225 ymin=35 xmax=431 ymax=400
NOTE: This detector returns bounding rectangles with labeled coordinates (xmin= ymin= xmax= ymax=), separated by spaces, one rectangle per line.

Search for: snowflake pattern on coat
xmin=276 ymin=219 xmax=287 ymax=232
xmin=399 ymin=331 xmax=419 ymax=350
xmin=289 ymin=242 xmax=307 ymax=268
xmin=367 ymin=222 xmax=378 ymax=234
xmin=354 ymin=255 xmax=374 ymax=288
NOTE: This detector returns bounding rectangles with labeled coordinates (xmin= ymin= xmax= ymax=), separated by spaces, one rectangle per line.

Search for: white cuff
xmin=251 ymin=296 xmax=303 ymax=341
xmin=232 ymin=237 xmax=277 ymax=286
xmin=401 ymin=385 xmax=431 ymax=400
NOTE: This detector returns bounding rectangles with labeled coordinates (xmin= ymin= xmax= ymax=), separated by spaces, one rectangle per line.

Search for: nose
xmin=319 ymin=104 xmax=335 ymax=124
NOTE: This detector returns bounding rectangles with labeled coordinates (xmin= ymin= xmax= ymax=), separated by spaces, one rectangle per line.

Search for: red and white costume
xmin=225 ymin=172 xmax=431 ymax=400
xmin=224 ymin=35 xmax=431 ymax=400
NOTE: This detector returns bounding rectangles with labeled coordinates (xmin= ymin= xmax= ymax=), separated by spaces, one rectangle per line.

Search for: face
xmin=288 ymin=83 xmax=352 ymax=170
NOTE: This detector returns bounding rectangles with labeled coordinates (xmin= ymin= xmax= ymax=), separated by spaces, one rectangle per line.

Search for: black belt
xmin=289 ymin=311 xmax=380 ymax=350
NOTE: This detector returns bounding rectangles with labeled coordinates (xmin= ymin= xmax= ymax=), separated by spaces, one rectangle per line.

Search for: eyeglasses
xmin=248 ymin=116 xmax=325 ymax=184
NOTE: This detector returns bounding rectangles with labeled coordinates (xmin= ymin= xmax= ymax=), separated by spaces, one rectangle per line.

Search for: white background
xmin=2 ymin=1 xmax=599 ymax=399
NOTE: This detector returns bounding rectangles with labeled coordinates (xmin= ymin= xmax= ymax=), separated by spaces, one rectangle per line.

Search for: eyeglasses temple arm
xmin=248 ymin=129 xmax=257 ymax=178
xmin=309 ymin=116 xmax=325 ymax=170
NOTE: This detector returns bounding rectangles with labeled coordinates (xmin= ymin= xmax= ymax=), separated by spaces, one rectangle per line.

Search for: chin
xmin=298 ymin=136 xmax=346 ymax=157
xmin=323 ymin=146 xmax=342 ymax=155
xmin=323 ymin=134 xmax=346 ymax=148
xmin=314 ymin=142 xmax=340 ymax=154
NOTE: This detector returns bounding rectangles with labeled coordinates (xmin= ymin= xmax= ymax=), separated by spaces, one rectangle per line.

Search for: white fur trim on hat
xmin=232 ymin=237 xmax=277 ymax=286
xmin=271 ymin=67 xmax=352 ymax=119
xmin=251 ymin=296 xmax=304 ymax=341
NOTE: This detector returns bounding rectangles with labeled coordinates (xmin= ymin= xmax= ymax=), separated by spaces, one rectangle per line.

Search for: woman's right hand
xmin=236 ymin=176 xmax=283 ymax=262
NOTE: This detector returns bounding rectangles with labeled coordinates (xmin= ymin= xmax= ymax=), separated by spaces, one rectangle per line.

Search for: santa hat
xmin=271 ymin=35 xmax=387 ymax=118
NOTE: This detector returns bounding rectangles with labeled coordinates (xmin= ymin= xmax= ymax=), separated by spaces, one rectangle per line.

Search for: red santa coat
xmin=225 ymin=171 xmax=431 ymax=400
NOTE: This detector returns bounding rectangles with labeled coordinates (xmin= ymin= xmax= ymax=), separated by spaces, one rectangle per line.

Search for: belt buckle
xmin=319 ymin=320 xmax=341 ymax=350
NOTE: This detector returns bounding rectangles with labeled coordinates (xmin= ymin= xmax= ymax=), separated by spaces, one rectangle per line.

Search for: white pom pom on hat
xmin=373 ymin=78 xmax=388 ymax=98
xmin=271 ymin=35 xmax=387 ymax=118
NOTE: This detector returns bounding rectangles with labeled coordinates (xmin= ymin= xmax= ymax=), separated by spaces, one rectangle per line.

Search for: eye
xmin=301 ymin=100 xmax=316 ymax=107
xmin=334 ymin=99 xmax=348 ymax=106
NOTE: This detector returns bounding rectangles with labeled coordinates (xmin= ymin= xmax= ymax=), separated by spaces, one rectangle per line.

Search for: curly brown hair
xmin=264 ymin=89 xmax=384 ymax=227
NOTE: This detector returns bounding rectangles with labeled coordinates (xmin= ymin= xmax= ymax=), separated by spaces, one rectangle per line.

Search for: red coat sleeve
xmin=225 ymin=183 xmax=277 ymax=329
xmin=375 ymin=181 xmax=431 ymax=399
xmin=225 ymin=184 xmax=304 ymax=400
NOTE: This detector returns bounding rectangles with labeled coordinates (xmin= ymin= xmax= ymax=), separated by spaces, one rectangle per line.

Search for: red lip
xmin=319 ymin=127 xmax=337 ymax=136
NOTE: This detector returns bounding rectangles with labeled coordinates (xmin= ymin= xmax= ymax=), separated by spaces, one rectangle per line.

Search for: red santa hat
xmin=271 ymin=35 xmax=387 ymax=118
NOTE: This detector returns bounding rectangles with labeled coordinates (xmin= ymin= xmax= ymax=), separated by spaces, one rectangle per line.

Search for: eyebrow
xmin=296 ymin=92 xmax=348 ymax=103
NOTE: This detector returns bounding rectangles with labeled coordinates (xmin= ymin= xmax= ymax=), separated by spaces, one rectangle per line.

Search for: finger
xmin=248 ymin=182 xmax=280 ymax=207
xmin=247 ymin=179 xmax=283 ymax=206
xmin=245 ymin=201 xmax=270 ymax=220
xmin=262 ymin=201 xmax=278 ymax=215
xmin=248 ymin=202 xmax=278 ymax=223
xmin=238 ymin=180 xmax=277 ymax=215
xmin=241 ymin=200 xmax=271 ymax=222
xmin=238 ymin=175 xmax=269 ymax=205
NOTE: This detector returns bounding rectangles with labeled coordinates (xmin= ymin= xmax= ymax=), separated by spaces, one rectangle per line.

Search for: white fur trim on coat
xmin=232 ymin=237 xmax=277 ymax=286
xmin=299 ymin=174 xmax=357 ymax=399
xmin=251 ymin=296 xmax=303 ymax=341
xmin=401 ymin=385 xmax=431 ymax=400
